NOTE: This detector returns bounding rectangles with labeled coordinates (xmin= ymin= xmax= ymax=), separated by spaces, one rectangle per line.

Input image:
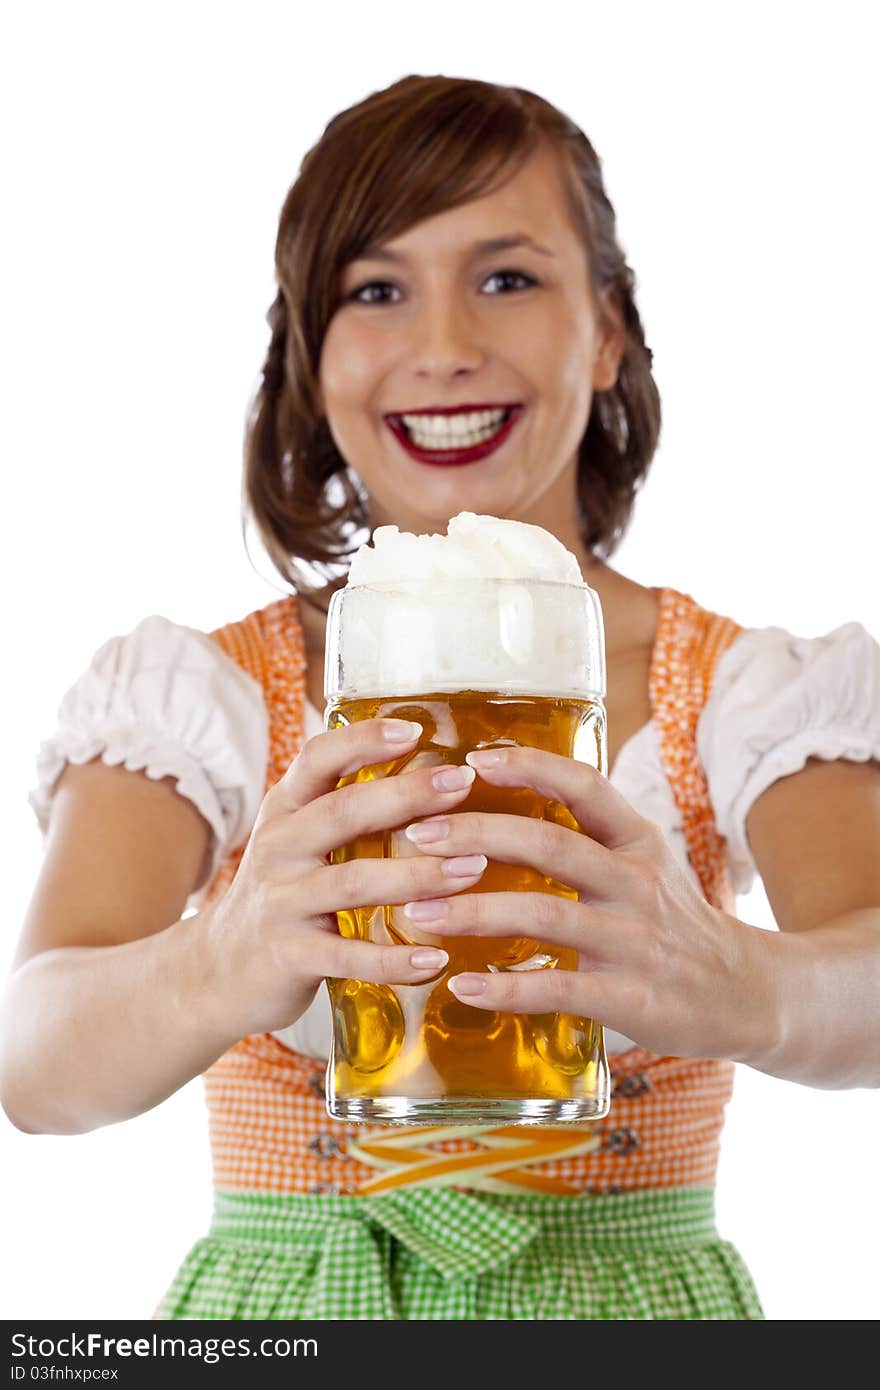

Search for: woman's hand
xmin=400 ymin=745 xmax=775 ymax=1064
xmin=205 ymin=719 xmax=488 ymax=1039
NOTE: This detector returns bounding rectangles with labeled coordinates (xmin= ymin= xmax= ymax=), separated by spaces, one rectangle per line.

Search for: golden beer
xmin=322 ymin=574 xmax=610 ymax=1124
xmin=326 ymin=689 xmax=610 ymax=1123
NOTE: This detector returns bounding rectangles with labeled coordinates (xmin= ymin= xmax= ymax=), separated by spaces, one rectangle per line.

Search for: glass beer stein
xmin=323 ymin=577 xmax=610 ymax=1125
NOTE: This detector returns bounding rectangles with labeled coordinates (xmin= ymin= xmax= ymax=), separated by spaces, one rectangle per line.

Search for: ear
xmin=592 ymin=286 xmax=626 ymax=392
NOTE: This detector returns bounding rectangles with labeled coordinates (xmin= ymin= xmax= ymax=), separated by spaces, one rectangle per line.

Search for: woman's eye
xmin=348 ymin=281 xmax=400 ymax=305
xmin=482 ymin=269 xmax=537 ymax=294
xmin=345 ymin=269 xmax=536 ymax=305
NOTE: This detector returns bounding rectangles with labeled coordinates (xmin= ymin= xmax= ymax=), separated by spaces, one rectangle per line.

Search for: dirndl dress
xmin=154 ymin=587 xmax=764 ymax=1320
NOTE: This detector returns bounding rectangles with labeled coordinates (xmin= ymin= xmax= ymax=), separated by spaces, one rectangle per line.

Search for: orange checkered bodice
xmin=200 ymin=586 xmax=743 ymax=1197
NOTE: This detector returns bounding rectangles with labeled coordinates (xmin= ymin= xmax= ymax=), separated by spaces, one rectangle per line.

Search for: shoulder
xmin=51 ymin=611 xmax=273 ymax=708
xmin=709 ymin=616 xmax=879 ymax=686
xmin=36 ymin=608 xmax=279 ymax=753
xmin=695 ymin=614 xmax=880 ymax=891
xmin=206 ymin=595 xmax=305 ymax=681
xmin=655 ymin=585 xmax=743 ymax=656
xmin=700 ymin=615 xmax=880 ymax=760
xmin=29 ymin=611 xmax=277 ymax=889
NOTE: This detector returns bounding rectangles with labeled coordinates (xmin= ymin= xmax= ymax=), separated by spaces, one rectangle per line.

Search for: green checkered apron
xmin=156 ymin=1186 xmax=763 ymax=1320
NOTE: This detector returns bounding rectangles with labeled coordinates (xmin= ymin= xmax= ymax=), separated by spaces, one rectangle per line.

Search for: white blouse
xmin=28 ymin=613 xmax=880 ymax=1060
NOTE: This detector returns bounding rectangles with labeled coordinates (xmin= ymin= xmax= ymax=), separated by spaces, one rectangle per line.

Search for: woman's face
xmin=317 ymin=143 xmax=623 ymax=534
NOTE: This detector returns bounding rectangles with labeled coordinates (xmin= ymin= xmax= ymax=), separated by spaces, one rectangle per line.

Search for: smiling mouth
xmin=383 ymin=403 xmax=524 ymax=466
xmin=394 ymin=405 xmax=515 ymax=449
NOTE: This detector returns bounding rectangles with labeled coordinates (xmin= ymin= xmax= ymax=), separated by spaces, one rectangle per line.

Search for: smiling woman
xmin=246 ymin=75 xmax=659 ymax=606
xmin=319 ymin=144 xmax=623 ymax=501
xmin=8 ymin=71 xmax=880 ymax=1325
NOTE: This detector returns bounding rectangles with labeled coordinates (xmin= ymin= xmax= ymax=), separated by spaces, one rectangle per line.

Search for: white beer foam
xmin=335 ymin=512 xmax=605 ymax=698
xmin=347 ymin=511 xmax=583 ymax=586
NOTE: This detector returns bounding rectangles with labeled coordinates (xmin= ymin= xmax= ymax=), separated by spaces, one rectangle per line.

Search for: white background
xmin=1 ymin=0 xmax=878 ymax=1323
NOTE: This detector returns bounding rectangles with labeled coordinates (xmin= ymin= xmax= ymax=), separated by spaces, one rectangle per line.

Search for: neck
xmin=511 ymin=472 xmax=605 ymax=586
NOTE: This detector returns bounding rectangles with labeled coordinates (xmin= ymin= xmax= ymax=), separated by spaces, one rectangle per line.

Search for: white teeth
xmin=401 ymin=407 xmax=507 ymax=432
xmin=399 ymin=407 xmax=511 ymax=450
xmin=408 ymin=423 xmax=504 ymax=449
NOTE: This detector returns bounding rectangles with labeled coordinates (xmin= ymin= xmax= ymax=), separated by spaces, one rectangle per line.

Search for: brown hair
xmin=243 ymin=74 xmax=661 ymax=604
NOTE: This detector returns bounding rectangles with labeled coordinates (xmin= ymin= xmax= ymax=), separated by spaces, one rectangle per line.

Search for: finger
xmin=402 ymin=809 xmax=631 ymax=903
xmin=276 ymin=753 xmax=482 ymax=864
xmin=291 ymin=849 xmax=489 ymax=919
xmin=445 ymin=960 xmax=623 ymax=1018
xmin=400 ymin=890 xmax=624 ymax=964
xmin=261 ymin=717 xmax=424 ymax=821
xmin=464 ymin=746 xmax=649 ymax=850
xmin=324 ymin=938 xmax=451 ymax=985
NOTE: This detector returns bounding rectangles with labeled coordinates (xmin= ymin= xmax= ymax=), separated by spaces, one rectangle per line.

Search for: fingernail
xmin=403 ymin=898 xmax=450 ymax=922
xmin=441 ymin=854 xmax=487 ymax=878
xmin=466 ymin=748 xmax=507 ymax=768
xmin=384 ymin=720 xmax=423 ymax=742
xmin=405 ymin=817 xmax=449 ymax=845
xmin=409 ymin=947 xmax=449 ymax=969
xmin=432 ymin=764 xmax=476 ymax=792
xmin=448 ymin=973 xmax=487 ymax=996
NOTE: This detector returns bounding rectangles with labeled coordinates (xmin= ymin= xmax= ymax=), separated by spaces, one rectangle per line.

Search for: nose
xmin=408 ymin=292 xmax=484 ymax=380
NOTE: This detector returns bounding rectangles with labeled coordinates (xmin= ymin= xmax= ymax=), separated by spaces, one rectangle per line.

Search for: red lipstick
xmin=385 ymin=403 xmax=524 ymax=468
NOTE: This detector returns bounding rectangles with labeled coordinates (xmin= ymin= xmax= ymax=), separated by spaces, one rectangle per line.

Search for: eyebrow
xmin=353 ymin=233 xmax=556 ymax=264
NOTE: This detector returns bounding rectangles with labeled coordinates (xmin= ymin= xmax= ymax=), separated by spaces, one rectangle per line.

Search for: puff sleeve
xmin=28 ymin=616 xmax=270 ymax=903
xmin=696 ymin=620 xmax=880 ymax=895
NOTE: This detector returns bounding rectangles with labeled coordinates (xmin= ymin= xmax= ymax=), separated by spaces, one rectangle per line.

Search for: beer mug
xmin=323 ymin=577 xmax=610 ymax=1124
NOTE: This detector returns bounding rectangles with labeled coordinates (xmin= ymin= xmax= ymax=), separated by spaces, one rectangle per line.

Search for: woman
xmin=5 ymin=74 xmax=880 ymax=1320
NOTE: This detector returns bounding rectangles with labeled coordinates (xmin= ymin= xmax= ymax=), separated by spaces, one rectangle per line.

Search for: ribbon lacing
xmin=349 ymin=1123 xmax=607 ymax=1195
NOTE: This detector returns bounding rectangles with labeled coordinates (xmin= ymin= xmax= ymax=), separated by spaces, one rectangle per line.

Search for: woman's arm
xmin=2 ymin=716 xmax=481 ymax=1134
xmin=737 ymin=754 xmax=880 ymax=1089
xmin=0 ymin=758 xmax=239 ymax=1135
xmin=394 ymin=745 xmax=880 ymax=1089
